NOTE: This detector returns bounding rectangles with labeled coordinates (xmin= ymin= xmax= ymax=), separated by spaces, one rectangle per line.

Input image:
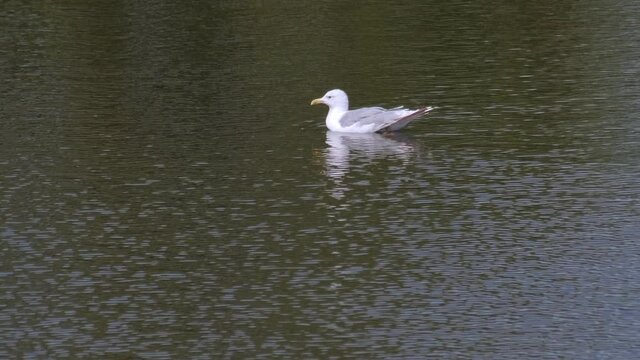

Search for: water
xmin=2 ymin=1 xmax=640 ymax=358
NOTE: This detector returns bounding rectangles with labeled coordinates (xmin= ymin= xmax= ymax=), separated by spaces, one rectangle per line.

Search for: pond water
xmin=2 ymin=1 xmax=640 ymax=358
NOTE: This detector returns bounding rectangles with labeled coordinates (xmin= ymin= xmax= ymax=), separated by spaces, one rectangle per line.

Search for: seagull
xmin=310 ymin=89 xmax=435 ymax=133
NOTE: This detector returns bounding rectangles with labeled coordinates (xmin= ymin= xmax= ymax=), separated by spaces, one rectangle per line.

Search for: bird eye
xmin=327 ymin=96 xmax=333 ymax=99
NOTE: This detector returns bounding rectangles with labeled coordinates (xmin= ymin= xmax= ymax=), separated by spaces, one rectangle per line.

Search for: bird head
xmin=310 ymin=89 xmax=349 ymax=111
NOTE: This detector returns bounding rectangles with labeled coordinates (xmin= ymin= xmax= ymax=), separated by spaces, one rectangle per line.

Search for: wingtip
xmin=417 ymin=106 xmax=436 ymax=115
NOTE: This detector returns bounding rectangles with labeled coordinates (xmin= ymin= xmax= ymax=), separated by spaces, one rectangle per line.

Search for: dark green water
xmin=2 ymin=1 xmax=640 ymax=358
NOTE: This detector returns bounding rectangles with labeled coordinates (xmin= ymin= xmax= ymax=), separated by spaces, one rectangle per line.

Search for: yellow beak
xmin=310 ymin=98 xmax=324 ymax=106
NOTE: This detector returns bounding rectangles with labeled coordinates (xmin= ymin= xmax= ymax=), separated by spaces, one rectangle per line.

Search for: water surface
xmin=2 ymin=1 xmax=640 ymax=358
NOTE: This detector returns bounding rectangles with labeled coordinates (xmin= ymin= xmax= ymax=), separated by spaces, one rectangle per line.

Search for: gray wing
xmin=340 ymin=106 xmax=434 ymax=132
xmin=339 ymin=107 xmax=406 ymax=129
xmin=379 ymin=107 xmax=435 ymax=132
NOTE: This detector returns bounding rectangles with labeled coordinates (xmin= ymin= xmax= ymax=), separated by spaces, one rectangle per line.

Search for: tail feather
xmin=377 ymin=106 xmax=435 ymax=133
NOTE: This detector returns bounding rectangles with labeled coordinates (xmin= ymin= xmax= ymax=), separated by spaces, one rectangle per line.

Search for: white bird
xmin=310 ymin=89 xmax=435 ymax=133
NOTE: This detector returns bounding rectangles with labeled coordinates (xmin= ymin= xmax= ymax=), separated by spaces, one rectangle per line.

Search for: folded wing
xmin=339 ymin=106 xmax=435 ymax=133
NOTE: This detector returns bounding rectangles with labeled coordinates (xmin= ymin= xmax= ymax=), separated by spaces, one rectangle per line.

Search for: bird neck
xmin=325 ymin=107 xmax=347 ymax=131
xmin=329 ymin=101 xmax=348 ymax=113
xmin=327 ymin=106 xmax=347 ymax=119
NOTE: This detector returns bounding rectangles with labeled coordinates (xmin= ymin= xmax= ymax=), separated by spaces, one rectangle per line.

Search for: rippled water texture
xmin=2 ymin=1 xmax=640 ymax=358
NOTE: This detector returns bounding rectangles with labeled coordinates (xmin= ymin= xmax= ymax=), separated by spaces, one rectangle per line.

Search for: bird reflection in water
xmin=322 ymin=131 xmax=417 ymax=199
